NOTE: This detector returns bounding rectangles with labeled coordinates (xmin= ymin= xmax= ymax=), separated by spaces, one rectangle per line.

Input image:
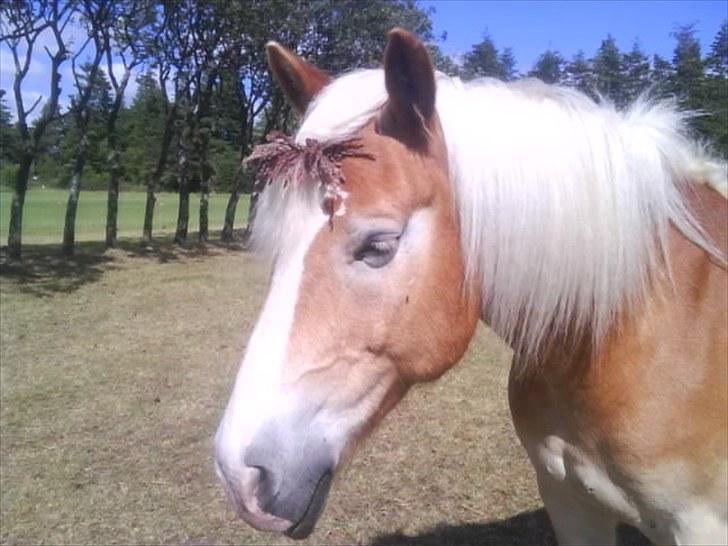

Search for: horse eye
xmin=354 ymin=235 xmax=400 ymax=268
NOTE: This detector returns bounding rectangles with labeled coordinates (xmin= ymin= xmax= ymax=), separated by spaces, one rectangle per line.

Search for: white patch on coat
xmin=214 ymin=194 xmax=328 ymax=478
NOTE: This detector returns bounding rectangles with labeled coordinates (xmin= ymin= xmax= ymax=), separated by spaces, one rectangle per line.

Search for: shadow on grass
xmin=0 ymin=231 xmax=248 ymax=297
xmin=371 ymin=509 xmax=653 ymax=546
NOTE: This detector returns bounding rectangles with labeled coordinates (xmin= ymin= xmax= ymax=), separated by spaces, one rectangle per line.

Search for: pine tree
xmin=622 ymin=41 xmax=651 ymax=104
xmin=564 ymin=50 xmax=595 ymax=98
xmin=593 ymin=35 xmax=625 ymax=106
xmin=0 ymin=90 xmax=18 ymax=166
xmin=462 ymin=33 xmax=507 ymax=80
xmin=428 ymin=44 xmax=460 ymax=77
xmin=499 ymin=48 xmax=518 ymax=81
xmin=529 ymin=50 xmax=564 ymax=84
xmin=122 ymin=72 xmax=168 ymax=188
xmin=671 ymin=24 xmax=704 ymax=105
xmin=650 ymin=54 xmax=674 ymax=95
xmin=707 ymin=19 xmax=728 ymax=77
xmin=702 ymin=21 xmax=728 ymax=156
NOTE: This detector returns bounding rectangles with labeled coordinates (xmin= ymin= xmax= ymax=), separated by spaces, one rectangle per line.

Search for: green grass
xmin=0 ymin=189 xmax=249 ymax=244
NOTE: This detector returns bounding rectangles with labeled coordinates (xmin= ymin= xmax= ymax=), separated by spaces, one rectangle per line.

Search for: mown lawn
xmin=0 ymin=242 xmax=558 ymax=546
xmin=0 ymin=243 xmax=652 ymax=545
xmin=0 ymin=189 xmax=249 ymax=244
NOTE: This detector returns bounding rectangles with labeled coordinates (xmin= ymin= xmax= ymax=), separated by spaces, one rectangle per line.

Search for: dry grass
xmin=0 ymin=242 xmax=649 ymax=545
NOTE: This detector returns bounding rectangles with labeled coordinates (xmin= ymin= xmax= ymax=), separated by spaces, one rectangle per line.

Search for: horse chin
xmin=284 ymin=470 xmax=334 ymax=539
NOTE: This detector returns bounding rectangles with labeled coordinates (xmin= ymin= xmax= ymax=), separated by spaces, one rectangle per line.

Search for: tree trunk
xmin=242 ymin=189 xmax=259 ymax=247
xmin=105 ymin=147 xmax=121 ymax=248
xmin=174 ymin=187 xmax=189 ymax=244
xmin=142 ymin=187 xmax=156 ymax=243
xmin=198 ymin=145 xmax=211 ymax=244
xmin=143 ymin=104 xmax=177 ymax=243
xmin=104 ymin=63 xmax=132 ymax=249
xmin=198 ymin=189 xmax=209 ymax=243
xmin=6 ymin=154 xmax=33 ymax=260
xmin=174 ymin=132 xmax=190 ymax=244
xmin=221 ymin=167 xmax=244 ymax=242
xmin=198 ymin=128 xmax=215 ymax=243
xmin=62 ymin=140 xmax=89 ymax=255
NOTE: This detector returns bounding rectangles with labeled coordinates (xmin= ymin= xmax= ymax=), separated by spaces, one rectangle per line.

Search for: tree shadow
xmin=0 ymin=232 xmax=248 ymax=297
xmin=0 ymin=246 xmax=116 ymax=297
xmin=371 ymin=509 xmax=653 ymax=546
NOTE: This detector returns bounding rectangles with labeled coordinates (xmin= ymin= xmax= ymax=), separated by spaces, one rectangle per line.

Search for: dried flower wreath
xmin=245 ymin=131 xmax=372 ymax=223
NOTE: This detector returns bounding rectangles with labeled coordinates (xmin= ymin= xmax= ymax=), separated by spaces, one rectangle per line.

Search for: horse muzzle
xmin=214 ymin=420 xmax=336 ymax=539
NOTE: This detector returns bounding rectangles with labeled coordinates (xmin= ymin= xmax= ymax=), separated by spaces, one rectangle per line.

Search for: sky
xmin=1 ymin=0 xmax=726 ymax=121
xmin=423 ymin=0 xmax=726 ymax=72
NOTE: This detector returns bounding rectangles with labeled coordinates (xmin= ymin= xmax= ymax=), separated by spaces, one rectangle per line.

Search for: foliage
xmin=622 ymin=41 xmax=651 ymax=103
xmin=120 ymin=72 xmax=170 ymax=188
xmin=592 ymin=35 xmax=625 ymax=105
xmin=564 ymin=50 xmax=595 ymax=97
xmin=462 ymin=33 xmax=511 ymax=80
xmin=528 ymin=50 xmax=564 ymax=84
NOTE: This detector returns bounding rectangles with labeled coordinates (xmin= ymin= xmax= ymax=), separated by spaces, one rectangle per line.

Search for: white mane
xmin=256 ymin=68 xmax=726 ymax=357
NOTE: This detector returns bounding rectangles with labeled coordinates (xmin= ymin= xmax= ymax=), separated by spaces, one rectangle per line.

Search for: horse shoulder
xmin=508 ymin=183 xmax=727 ymax=542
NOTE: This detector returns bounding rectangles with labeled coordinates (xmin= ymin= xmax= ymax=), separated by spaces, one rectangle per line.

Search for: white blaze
xmin=215 ymin=201 xmax=328 ymax=468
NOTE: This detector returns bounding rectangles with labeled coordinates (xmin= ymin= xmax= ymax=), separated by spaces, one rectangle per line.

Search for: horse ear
xmin=266 ymin=42 xmax=331 ymax=115
xmin=382 ymin=28 xmax=436 ymax=143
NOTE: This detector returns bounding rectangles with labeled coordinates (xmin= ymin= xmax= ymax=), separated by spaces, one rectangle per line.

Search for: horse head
xmin=214 ymin=29 xmax=479 ymax=538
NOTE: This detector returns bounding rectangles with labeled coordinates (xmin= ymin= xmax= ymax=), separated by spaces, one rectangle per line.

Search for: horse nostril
xmin=251 ymin=464 xmax=278 ymax=512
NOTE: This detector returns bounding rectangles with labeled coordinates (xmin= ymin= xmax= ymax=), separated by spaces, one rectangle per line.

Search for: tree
xmin=529 ymin=50 xmax=564 ymax=84
xmin=564 ymin=50 xmax=595 ymax=98
xmin=0 ymin=90 xmax=18 ymax=166
xmin=622 ymin=41 xmax=650 ymax=104
xmin=141 ymin=65 xmax=179 ymax=242
xmin=138 ymin=0 xmax=204 ymax=244
xmin=122 ymin=72 xmax=169 ymax=188
xmin=57 ymin=65 xmax=113 ymax=185
xmin=428 ymin=43 xmax=460 ymax=77
xmin=701 ymin=20 xmax=728 ymax=157
xmin=62 ymin=0 xmax=113 ymax=255
xmin=164 ymin=0 xmax=232 ymax=245
xmin=1 ymin=0 xmax=74 ymax=259
xmin=671 ymin=24 xmax=704 ymax=103
xmin=218 ymin=0 xmax=440 ymax=242
xmin=593 ymin=35 xmax=625 ymax=106
xmin=499 ymin=48 xmax=518 ymax=81
xmin=706 ymin=19 xmax=728 ymax=77
xmin=462 ymin=33 xmax=507 ymax=80
xmin=103 ymin=0 xmax=149 ymax=248
xmin=650 ymin=53 xmax=674 ymax=95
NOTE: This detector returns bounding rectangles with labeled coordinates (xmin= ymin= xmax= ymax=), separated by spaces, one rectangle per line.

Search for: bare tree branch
xmin=25 ymin=94 xmax=44 ymax=117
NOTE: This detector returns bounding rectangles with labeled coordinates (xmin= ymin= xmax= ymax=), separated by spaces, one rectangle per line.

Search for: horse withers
xmin=214 ymin=29 xmax=727 ymax=545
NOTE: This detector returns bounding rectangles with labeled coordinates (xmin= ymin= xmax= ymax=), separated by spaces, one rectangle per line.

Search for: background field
xmin=0 ymin=242 xmax=550 ymax=545
xmin=0 ymin=190 xmax=247 ymax=245
xmin=0 ymin=242 xmax=653 ymax=545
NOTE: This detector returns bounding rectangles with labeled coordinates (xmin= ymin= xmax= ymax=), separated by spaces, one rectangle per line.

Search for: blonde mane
xmin=254 ymin=68 xmax=726 ymax=357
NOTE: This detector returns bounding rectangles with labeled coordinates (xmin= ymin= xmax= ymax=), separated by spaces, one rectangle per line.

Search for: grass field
xmin=0 ymin=189 xmax=249 ymax=245
xmin=0 ymin=243 xmax=652 ymax=545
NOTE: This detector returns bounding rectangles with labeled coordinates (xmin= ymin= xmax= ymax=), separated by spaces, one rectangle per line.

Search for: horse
xmin=214 ymin=28 xmax=727 ymax=545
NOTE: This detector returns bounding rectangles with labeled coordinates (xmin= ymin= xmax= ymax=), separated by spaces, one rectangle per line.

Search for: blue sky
xmin=423 ymin=0 xmax=726 ymax=72
xmin=1 ymin=1 xmax=725 ymax=121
